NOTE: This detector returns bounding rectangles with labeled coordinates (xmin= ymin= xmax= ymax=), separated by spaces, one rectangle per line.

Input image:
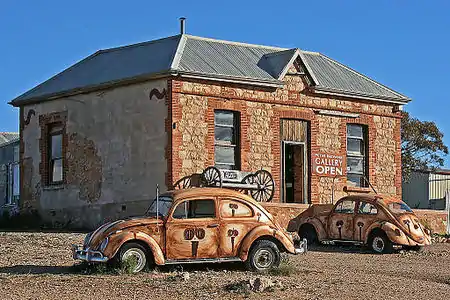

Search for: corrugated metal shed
xmin=10 ymin=34 xmax=410 ymax=106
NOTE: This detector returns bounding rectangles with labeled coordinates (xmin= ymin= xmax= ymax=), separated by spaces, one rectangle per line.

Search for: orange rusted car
xmin=73 ymin=188 xmax=306 ymax=273
xmin=287 ymin=194 xmax=431 ymax=253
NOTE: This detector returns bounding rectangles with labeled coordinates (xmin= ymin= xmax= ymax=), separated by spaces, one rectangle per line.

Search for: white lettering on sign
xmin=312 ymin=153 xmax=345 ymax=177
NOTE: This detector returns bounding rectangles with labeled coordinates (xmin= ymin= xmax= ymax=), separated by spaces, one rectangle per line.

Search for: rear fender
xmin=303 ymin=218 xmax=327 ymax=241
xmin=104 ymin=231 xmax=165 ymax=265
xmin=238 ymin=225 xmax=295 ymax=261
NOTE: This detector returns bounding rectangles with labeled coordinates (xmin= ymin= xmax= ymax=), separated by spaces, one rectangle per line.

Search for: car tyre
xmin=245 ymin=240 xmax=281 ymax=272
xmin=369 ymin=231 xmax=393 ymax=254
xmin=117 ymin=242 xmax=148 ymax=273
xmin=299 ymin=224 xmax=318 ymax=246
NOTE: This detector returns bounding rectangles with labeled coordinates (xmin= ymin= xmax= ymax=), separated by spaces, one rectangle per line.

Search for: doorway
xmin=283 ymin=142 xmax=308 ymax=203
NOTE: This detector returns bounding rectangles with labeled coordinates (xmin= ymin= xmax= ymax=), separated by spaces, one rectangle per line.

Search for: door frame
xmin=281 ymin=141 xmax=309 ymax=203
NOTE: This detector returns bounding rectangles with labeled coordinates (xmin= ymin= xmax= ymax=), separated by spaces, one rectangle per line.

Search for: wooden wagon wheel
xmin=238 ymin=174 xmax=255 ymax=195
xmin=174 ymin=176 xmax=192 ymax=190
xmin=201 ymin=166 xmax=223 ymax=187
xmin=250 ymin=170 xmax=275 ymax=202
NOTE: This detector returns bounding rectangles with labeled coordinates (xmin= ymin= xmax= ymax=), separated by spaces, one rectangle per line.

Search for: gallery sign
xmin=312 ymin=152 xmax=345 ymax=177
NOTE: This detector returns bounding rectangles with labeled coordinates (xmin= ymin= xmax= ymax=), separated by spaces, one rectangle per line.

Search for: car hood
xmin=86 ymin=216 xmax=160 ymax=249
xmin=394 ymin=213 xmax=431 ymax=244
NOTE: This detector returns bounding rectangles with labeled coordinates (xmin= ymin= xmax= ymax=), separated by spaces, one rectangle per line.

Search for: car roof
xmin=162 ymin=187 xmax=265 ymax=207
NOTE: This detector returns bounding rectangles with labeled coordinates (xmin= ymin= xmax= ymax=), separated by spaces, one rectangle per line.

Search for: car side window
xmin=172 ymin=199 xmax=216 ymax=219
xmin=220 ymin=199 xmax=253 ymax=218
xmin=334 ymin=200 xmax=356 ymax=214
xmin=358 ymin=201 xmax=378 ymax=215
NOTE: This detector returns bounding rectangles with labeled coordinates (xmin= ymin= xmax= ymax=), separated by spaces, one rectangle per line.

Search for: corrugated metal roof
xmin=13 ymin=35 xmax=182 ymax=103
xmin=301 ymin=52 xmax=407 ymax=100
xmin=0 ymin=132 xmax=19 ymax=147
xmin=10 ymin=34 xmax=410 ymax=105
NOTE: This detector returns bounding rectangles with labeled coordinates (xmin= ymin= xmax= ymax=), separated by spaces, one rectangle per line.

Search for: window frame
xmin=346 ymin=124 xmax=369 ymax=187
xmin=48 ymin=124 xmax=64 ymax=185
xmin=171 ymin=199 xmax=217 ymax=220
xmin=214 ymin=110 xmax=240 ymax=170
xmin=334 ymin=200 xmax=356 ymax=214
xmin=357 ymin=201 xmax=378 ymax=215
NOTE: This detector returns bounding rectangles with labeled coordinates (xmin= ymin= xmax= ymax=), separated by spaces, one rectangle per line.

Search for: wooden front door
xmin=165 ymin=198 xmax=220 ymax=260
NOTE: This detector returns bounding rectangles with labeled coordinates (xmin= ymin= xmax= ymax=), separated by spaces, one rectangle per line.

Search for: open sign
xmin=312 ymin=152 xmax=345 ymax=177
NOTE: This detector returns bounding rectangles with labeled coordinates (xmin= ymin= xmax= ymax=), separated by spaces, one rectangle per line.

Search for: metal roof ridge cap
xmin=317 ymin=53 xmax=410 ymax=100
xmin=170 ymin=34 xmax=187 ymax=70
xmin=97 ymin=34 xmax=182 ymax=54
xmin=298 ymin=51 xmax=320 ymax=86
xmin=183 ymin=34 xmax=288 ymax=51
xmin=277 ymin=49 xmax=302 ymax=80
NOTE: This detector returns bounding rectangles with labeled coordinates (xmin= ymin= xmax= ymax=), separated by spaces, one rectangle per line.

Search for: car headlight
xmin=99 ymin=237 xmax=109 ymax=252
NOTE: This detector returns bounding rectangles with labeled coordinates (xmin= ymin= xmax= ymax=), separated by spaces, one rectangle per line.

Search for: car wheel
xmin=245 ymin=240 xmax=281 ymax=272
xmin=118 ymin=242 xmax=148 ymax=273
xmin=299 ymin=224 xmax=318 ymax=245
xmin=369 ymin=232 xmax=393 ymax=254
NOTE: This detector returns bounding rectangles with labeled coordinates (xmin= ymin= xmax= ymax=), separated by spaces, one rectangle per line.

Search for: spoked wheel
xmin=238 ymin=174 xmax=255 ymax=195
xmin=173 ymin=176 xmax=192 ymax=190
xmin=250 ymin=170 xmax=275 ymax=202
xmin=201 ymin=166 xmax=222 ymax=187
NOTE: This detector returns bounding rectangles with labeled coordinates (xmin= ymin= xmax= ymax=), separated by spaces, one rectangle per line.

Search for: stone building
xmin=10 ymin=28 xmax=410 ymax=228
xmin=0 ymin=132 xmax=20 ymax=216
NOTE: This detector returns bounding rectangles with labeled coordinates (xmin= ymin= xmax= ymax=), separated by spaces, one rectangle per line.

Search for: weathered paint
xmin=288 ymin=194 xmax=432 ymax=247
xmin=83 ymin=188 xmax=297 ymax=265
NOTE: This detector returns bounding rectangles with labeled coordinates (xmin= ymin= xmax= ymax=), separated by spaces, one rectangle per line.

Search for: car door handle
xmin=207 ymin=224 xmax=219 ymax=228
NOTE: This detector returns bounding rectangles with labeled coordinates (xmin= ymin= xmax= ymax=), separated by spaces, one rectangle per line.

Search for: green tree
xmin=401 ymin=111 xmax=448 ymax=181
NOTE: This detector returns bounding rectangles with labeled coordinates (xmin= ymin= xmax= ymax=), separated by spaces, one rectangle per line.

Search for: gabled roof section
xmin=10 ymin=34 xmax=410 ymax=106
xmin=11 ymin=35 xmax=182 ymax=104
xmin=301 ymin=52 xmax=409 ymax=101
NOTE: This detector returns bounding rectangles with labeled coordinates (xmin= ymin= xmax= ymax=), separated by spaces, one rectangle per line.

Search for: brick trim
xmin=38 ymin=111 xmax=68 ymax=186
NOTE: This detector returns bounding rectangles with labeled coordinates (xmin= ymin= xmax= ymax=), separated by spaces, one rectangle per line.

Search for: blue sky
xmin=1 ymin=1 xmax=449 ymax=166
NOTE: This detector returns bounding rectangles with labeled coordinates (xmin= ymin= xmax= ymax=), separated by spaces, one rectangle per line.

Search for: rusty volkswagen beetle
xmin=287 ymin=194 xmax=431 ymax=253
xmin=73 ymin=188 xmax=306 ymax=273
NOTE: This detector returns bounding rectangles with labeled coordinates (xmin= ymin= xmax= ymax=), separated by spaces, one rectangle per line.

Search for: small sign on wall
xmin=312 ymin=152 xmax=345 ymax=177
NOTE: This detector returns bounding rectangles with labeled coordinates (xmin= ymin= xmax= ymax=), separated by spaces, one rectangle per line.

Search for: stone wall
xmin=20 ymin=79 xmax=169 ymax=228
xmin=171 ymin=58 xmax=402 ymax=204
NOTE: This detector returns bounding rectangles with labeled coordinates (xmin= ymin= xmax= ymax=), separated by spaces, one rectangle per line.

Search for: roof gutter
xmin=9 ymin=71 xmax=173 ymax=107
xmin=175 ymin=70 xmax=284 ymax=89
xmin=312 ymin=86 xmax=411 ymax=105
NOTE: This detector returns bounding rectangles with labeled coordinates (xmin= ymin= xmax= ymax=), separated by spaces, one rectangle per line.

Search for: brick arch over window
xmin=39 ymin=111 xmax=68 ymax=186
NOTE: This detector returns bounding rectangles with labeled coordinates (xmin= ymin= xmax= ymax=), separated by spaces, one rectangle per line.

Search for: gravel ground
xmin=0 ymin=232 xmax=449 ymax=299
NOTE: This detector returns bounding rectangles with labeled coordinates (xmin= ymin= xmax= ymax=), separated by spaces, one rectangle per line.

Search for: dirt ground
xmin=0 ymin=232 xmax=449 ymax=300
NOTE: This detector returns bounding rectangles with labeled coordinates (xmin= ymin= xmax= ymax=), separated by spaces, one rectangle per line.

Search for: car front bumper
xmin=294 ymin=238 xmax=308 ymax=254
xmin=72 ymin=244 xmax=109 ymax=263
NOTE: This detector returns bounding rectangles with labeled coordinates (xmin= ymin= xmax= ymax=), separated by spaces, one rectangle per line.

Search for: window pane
xmin=173 ymin=200 xmax=215 ymax=219
xmin=215 ymin=146 xmax=235 ymax=165
xmin=335 ymin=200 xmax=355 ymax=214
xmin=347 ymin=124 xmax=363 ymax=138
xmin=347 ymin=174 xmax=363 ymax=187
xmin=215 ymin=127 xmax=234 ymax=143
xmin=358 ymin=202 xmax=378 ymax=215
xmin=347 ymin=157 xmax=364 ymax=174
xmin=214 ymin=111 xmax=234 ymax=126
xmin=347 ymin=138 xmax=364 ymax=154
xmin=13 ymin=163 xmax=19 ymax=196
xmin=51 ymin=134 xmax=62 ymax=158
xmin=52 ymin=159 xmax=63 ymax=182
xmin=13 ymin=146 xmax=19 ymax=162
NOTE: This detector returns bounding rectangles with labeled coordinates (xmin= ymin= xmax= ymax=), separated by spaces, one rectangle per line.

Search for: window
xmin=388 ymin=202 xmax=413 ymax=214
xmin=172 ymin=200 xmax=216 ymax=219
xmin=220 ymin=199 xmax=253 ymax=218
xmin=358 ymin=202 xmax=378 ymax=215
xmin=334 ymin=200 xmax=356 ymax=214
xmin=49 ymin=125 xmax=63 ymax=184
xmin=346 ymin=124 xmax=368 ymax=187
xmin=214 ymin=110 xmax=240 ymax=170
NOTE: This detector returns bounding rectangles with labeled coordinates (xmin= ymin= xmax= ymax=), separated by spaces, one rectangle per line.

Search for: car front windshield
xmin=146 ymin=196 xmax=173 ymax=217
xmin=388 ymin=201 xmax=413 ymax=214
